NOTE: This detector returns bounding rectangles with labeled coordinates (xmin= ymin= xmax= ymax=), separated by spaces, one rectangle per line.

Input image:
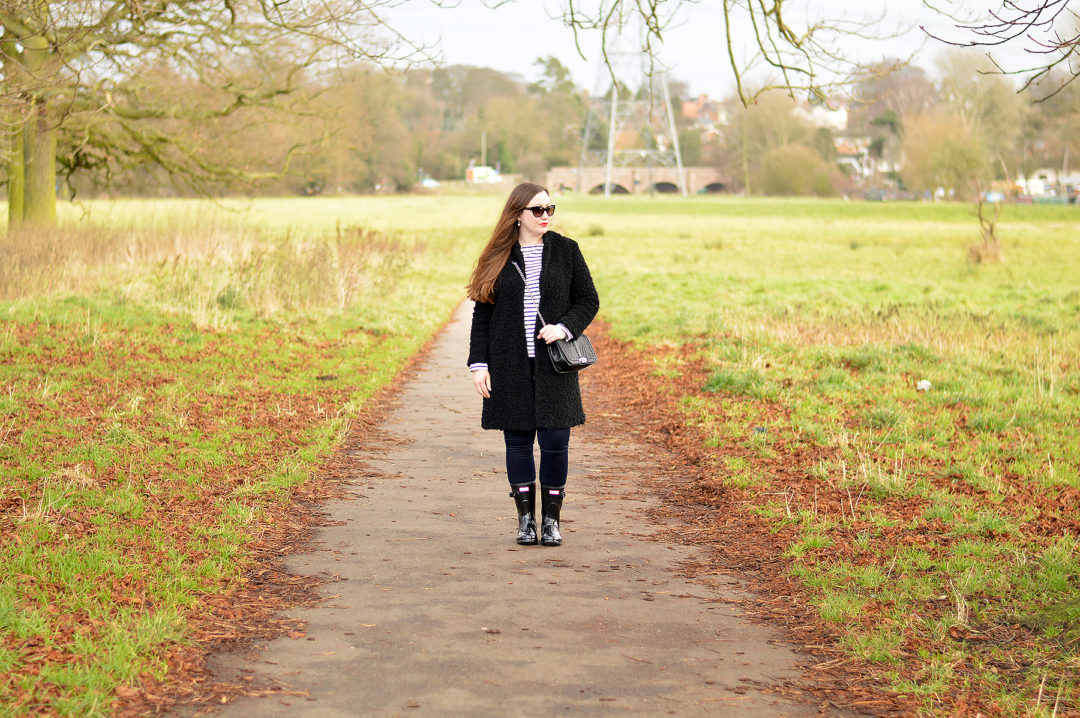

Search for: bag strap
xmin=511 ymin=261 xmax=548 ymax=327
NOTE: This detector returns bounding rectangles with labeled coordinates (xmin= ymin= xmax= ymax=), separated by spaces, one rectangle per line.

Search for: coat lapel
xmin=509 ymin=242 xmax=524 ymax=280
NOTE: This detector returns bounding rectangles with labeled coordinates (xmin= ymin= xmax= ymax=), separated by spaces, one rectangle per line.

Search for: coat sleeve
xmin=468 ymin=299 xmax=495 ymax=367
xmin=555 ymin=242 xmax=599 ymax=338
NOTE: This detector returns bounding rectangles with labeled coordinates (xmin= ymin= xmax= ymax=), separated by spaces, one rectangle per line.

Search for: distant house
xmin=792 ymin=101 xmax=848 ymax=133
xmin=1017 ymin=168 xmax=1080 ymax=197
xmin=681 ymin=94 xmax=729 ymax=130
xmin=835 ymin=139 xmax=867 ymax=178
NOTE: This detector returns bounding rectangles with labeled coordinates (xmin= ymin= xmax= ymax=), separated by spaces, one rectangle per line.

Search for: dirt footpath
xmin=204 ymin=301 xmax=824 ymax=717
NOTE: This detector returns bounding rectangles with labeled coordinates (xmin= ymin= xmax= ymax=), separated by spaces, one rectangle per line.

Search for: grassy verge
xmin=0 ymin=198 xmax=483 ymax=715
xmin=3 ymin=193 xmax=1076 ymax=715
xmin=558 ymin=195 xmax=1080 ymax=715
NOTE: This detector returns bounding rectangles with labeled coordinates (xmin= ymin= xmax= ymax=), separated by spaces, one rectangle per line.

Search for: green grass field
xmin=0 ymin=198 xmax=481 ymax=715
xmin=1 ymin=195 xmax=1077 ymax=715
xmin=562 ymin=195 xmax=1079 ymax=715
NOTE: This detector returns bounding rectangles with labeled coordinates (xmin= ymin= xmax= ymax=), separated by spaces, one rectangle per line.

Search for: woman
xmin=466 ymin=182 xmax=599 ymax=546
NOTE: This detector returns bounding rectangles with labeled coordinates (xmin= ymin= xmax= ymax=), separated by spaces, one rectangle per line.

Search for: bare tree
xmin=8 ymin=0 xmax=1071 ymax=229
xmin=560 ymin=0 xmax=910 ymax=106
xmin=923 ymin=0 xmax=1080 ymax=100
xmin=1 ymin=0 xmax=426 ymax=228
xmin=850 ymin=61 xmax=938 ymax=128
xmin=971 ymin=193 xmax=1003 ymax=263
xmin=556 ymin=1 xmax=1080 ymax=106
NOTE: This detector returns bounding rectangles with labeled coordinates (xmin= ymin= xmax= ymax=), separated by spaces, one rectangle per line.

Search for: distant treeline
xmin=60 ymin=53 xmax=1080 ymax=201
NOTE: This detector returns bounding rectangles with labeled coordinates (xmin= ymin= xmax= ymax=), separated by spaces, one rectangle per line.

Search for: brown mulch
xmin=577 ymin=323 xmax=918 ymax=717
xmin=110 ymin=328 xmax=442 ymax=717
xmin=579 ymin=320 xmax=1078 ymax=717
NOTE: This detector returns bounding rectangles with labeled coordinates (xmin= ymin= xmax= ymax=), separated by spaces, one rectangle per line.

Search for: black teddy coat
xmin=468 ymin=231 xmax=600 ymax=432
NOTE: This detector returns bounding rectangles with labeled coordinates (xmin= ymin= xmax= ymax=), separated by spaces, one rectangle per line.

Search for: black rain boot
xmin=510 ymin=483 xmax=538 ymax=545
xmin=540 ymin=486 xmax=565 ymax=546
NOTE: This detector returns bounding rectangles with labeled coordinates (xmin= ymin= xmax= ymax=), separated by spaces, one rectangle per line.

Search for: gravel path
xmin=203 ymin=301 xmax=822 ymax=717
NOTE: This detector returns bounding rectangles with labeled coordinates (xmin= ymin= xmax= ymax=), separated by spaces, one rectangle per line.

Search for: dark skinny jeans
xmin=503 ymin=428 xmax=570 ymax=488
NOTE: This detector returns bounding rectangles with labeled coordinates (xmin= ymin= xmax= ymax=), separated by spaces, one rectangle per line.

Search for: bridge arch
xmin=588 ymin=183 xmax=630 ymax=195
xmin=547 ymin=166 xmax=728 ymax=195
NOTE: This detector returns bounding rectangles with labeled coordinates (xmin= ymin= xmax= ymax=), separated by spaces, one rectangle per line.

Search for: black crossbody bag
xmin=512 ymin=261 xmax=597 ymax=373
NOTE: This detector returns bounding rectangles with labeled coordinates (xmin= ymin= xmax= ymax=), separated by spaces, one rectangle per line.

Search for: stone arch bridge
xmin=545 ymin=166 xmax=729 ymax=195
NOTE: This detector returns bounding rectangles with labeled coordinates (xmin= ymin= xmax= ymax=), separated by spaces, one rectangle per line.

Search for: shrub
xmin=760 ymin=144 xmax=839 ymax=197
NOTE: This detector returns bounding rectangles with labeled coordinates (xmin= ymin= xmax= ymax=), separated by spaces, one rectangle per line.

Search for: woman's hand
xmin=537 ymin=324 xmax=568 ymax=344
xmin=472 ymin=368 xmax=491 ymax=398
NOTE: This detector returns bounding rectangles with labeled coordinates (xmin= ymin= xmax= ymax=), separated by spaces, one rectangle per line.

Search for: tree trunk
xmin=7 ymin=121 xmax=25 ymax=228
xmin=22 ymin=97 xmax=56 ymax=227
xmin=18 ymin=32 xmax=56 ymax=228
xmin=2 ymin=37 xmax=26 ymax=229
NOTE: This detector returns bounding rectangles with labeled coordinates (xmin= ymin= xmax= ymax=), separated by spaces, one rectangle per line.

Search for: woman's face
xmin=519 ymin=191 xmax=553 ymax=236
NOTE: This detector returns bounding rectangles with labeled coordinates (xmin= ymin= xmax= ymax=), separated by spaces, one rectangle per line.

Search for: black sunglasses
xmin=523 ymin=204 xmax=556 ymax=218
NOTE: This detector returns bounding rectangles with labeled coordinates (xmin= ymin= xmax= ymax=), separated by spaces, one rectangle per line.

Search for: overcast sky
xmin=378 ymin=1 xmax=1019 ymax=98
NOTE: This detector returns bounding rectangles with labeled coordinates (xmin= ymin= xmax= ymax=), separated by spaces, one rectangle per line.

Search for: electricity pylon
xmin=577 ymin=21 xmax=687 ymax=198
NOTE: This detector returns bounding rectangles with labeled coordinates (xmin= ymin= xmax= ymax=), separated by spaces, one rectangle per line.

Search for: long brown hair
xmin=466 ymin=182 xmax=548 ymax=303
